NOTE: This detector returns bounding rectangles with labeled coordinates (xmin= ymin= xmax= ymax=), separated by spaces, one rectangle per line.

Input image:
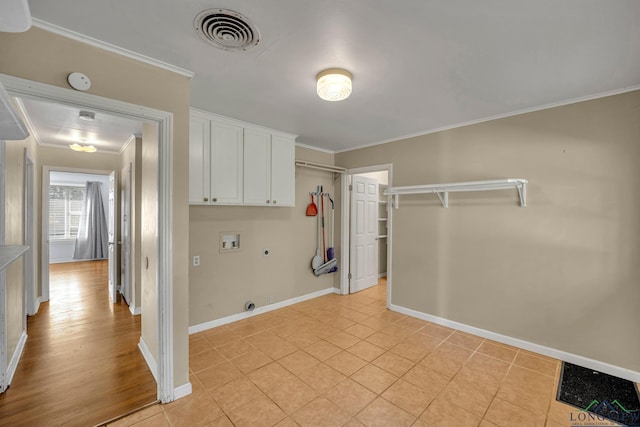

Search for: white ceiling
xmin=17 ymin=97 xmax=142 ymax=153
xmin=27 ymin=0 xmax=640 ymax=152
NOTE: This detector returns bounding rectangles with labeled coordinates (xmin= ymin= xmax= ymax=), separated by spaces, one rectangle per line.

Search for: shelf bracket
xmin=517 ymin=182 xmax=527 ymax=208
xmin=436 ymin=192 xmax=449 ymax=208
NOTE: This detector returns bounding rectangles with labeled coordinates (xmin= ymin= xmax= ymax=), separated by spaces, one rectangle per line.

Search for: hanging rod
xmin=295 ymin=160 xmax=346 ymax=174
xmin=385 ymin=179 xmax=528 ymax=208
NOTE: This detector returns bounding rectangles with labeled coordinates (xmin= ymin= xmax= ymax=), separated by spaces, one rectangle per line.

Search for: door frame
xmin=23 ymin=149 xmax=35 ymax=316
xmin=41 ymin=166 xmax=114 ymax=302
xmin=121 ymin=162 xmax=133 ymax=309
xmin=340 ymin=163 xmax=393 ymax=307
xmin=1 ymin=73 xmax=176 ymax=403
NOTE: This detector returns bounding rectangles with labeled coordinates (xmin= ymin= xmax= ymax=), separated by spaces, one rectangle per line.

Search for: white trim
xmin=157 ymin=96 xmax=174 ymax=404
xmin=129 ymin=305 xmax=142 ymax=316
xmin=32 ymin=19 xmax=194 ymax=78
xmin=389 ymin=303 xmax=640 ymax=384
xmin=190 ymin=108 xmax=297 ymax=140
xmin=333 ymin=84 xmax=640 ymax=154
xmin=1 ymin=73 xmax=175 ymax=403
xmin=339 ymin=175 xmax=349 ymax=295
xmin=13 ymin=98 xmax=41 ymax=144
xmin=173 ymin=382 xmax=192 ymax=401
xmin=378 ymin=273 xmax=387 ymax=278
xmin=119 ymin=134 xmax=136 ymax=154
xmin=6 ymin=332 xmax=27 ymax=386
xmin=32 ymin=296 xmax=41 ymax=315
xmin=41 ymin=165 xmax=113 ymax=302
xmin=138 ymin=337 xmax=158 ymax=382
xmin=23 ymin=148 xmax=35 ymax=317
xmin=295 ymin=142 xmax=335 ymax=155
xmin=189 ymin=287 xmax=339 ymax=334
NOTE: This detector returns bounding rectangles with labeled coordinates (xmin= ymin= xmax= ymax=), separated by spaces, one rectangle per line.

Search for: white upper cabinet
xmin=210 ymin=120 xmax=243 ymax=204
xmin=243 ymin=128 xmax=271 ymax=205
xmin=243 ymin=129 xmax=296 ymax=207
xmin=270 ymin=135 xmax=295 ymax=207
xmin=188 ymin=114 xmax=209 ymax=204
xmin=189 ymin=109 xmax=296 ymax=207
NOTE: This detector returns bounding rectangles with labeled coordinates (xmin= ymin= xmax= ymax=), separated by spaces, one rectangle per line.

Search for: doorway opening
xmin=1 ymin=73 xmax=177 ymax=406
xmin=340 ymin=164 xmax=393 ymax=307
xmin=43 ymin=168 xmax=116 ymax=303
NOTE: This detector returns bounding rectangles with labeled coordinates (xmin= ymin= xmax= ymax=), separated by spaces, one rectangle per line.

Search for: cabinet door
xmin=243 ymin=129 xmax=271 ymax=206
xmin=270 ymin=136 xmax=295 ymax=207
xmin=188 ymin=115 xmax=210 ymax=204
xmin=210 ymin=120 xmax=243 ymax=204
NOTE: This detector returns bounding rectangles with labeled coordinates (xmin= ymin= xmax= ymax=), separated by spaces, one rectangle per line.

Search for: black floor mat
xmin=557 ymin=362 xmax=640 ymax=426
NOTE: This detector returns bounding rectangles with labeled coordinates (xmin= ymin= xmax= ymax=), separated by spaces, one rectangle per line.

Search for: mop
xmin=326 ymin=195 xmax=338 ymax=273
xmin=314 ymin=191 xmax=337 ymax=276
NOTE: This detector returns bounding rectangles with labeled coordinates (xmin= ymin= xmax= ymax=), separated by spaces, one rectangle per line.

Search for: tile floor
xmin=110 ymin=281 xmax=630 ymax=427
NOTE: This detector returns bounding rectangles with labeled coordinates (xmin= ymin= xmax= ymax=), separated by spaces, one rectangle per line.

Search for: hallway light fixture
xmin=69 ymin=143 xmax=97 ymax=153
xmin=316 ymin=68 xmax=352 ymax=101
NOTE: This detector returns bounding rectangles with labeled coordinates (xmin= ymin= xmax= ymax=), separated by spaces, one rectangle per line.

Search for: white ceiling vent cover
xmin=194 ymin=9 xmax=260 ymax=51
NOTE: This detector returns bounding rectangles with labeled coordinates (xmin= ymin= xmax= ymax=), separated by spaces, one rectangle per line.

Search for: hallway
xmin=0 ymin=260 xmax=156 ymax=426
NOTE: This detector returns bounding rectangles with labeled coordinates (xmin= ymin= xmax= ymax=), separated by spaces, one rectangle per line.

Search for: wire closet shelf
xmin=384 ymin=179 xmax=528 ymax=208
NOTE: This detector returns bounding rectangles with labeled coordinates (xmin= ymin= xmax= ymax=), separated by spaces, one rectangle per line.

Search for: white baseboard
xmin=138 ymin=337 xmax=158 ymax=382
xmin=6 ymin=332 xmax=27 ymax=385
xmin=173 ymin=382 xmax=192 ymax=400
xmin=378 ymin=273 xmax=387 ymax=278
xmin=389 ymin=304 xmax=640 ymax=384
xmin=189 ymin=287 xmax=340 ymax=334
xmin=129 ymin=304 xmax=141 ymax=316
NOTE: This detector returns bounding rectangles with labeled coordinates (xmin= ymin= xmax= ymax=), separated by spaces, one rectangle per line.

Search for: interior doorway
xmin=341 ymin=164 xmax=392 ymax=306
xmin=43 ymin=168 xmax=115 ymax=303
xmin=1 ymin=73 xmax=177 ymax=403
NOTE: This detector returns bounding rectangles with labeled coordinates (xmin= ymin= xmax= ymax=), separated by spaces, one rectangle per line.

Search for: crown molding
xmin=295 ymin=141 xmax=335 ymax=155
xmin=32 ymin=18 xmax=195 ymax=78
xmin=334 ymin=84 xmax=640 ymax=154
xmin=12 ymin=97 xmax=41 ymax=144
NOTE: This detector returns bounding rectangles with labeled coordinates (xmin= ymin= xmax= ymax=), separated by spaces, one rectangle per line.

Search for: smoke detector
xmin=194 ymin=9 xmax=260 ymax=51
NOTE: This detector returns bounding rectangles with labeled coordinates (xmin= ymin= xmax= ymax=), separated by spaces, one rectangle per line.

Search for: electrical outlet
xmin=192 ymin=255 xmax=200 ymax=267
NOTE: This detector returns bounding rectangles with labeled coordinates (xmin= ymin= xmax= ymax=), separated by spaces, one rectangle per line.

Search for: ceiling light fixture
xmin=69 ymin=143 xmax=97 ymax=153
xmin=316 ymin=68 xmax=352 ymax=101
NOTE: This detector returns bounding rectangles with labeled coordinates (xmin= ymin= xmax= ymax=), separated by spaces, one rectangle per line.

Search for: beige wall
xmin=120 ymin=138 xmax=143 ymax=311
xmin=141 ymin=124 xmax=159 ymax=360
xmin=336 ymin=90 xmax=640 ymax=373
xmin=189 ymin=146 xmax=338 ymax=326
xmin=0 ymin=27 xmax=191 ymax=388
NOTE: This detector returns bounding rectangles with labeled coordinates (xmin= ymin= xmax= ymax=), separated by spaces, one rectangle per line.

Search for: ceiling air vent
xmin=194 ymin=9 xmax=260 ymax=51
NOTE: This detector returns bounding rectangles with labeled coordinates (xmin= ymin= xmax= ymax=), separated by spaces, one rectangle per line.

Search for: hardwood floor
xmin=0 ymin=260 xmax=157 ymax=427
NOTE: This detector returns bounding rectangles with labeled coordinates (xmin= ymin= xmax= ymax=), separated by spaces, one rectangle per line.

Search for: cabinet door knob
xmin=273 ymin=200 xmax=277 ymax=204
xmin=204 ymin=197 xmax=208 ymax=202
xmin=212 ymin=198 xmax=217 ymax=202
xmin=266 ymin=200 xmax=270 ymax=203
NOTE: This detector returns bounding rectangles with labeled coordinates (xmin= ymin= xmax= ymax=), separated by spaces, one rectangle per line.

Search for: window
xmin=49 ymin=185 xmax=85 ymax=240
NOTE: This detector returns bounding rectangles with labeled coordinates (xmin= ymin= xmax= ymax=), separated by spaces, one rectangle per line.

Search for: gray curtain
xmin=73 ymin=181 xmax=108 ymax=260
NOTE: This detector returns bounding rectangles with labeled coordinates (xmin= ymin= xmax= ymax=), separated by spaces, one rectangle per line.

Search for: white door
xmin=350 ymin=175 xmax=379 ymax=293
xmin=108 ymin=170 xmax=118 ymax=303
xmin=120 ymin=164 xmax=132 ymax=304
